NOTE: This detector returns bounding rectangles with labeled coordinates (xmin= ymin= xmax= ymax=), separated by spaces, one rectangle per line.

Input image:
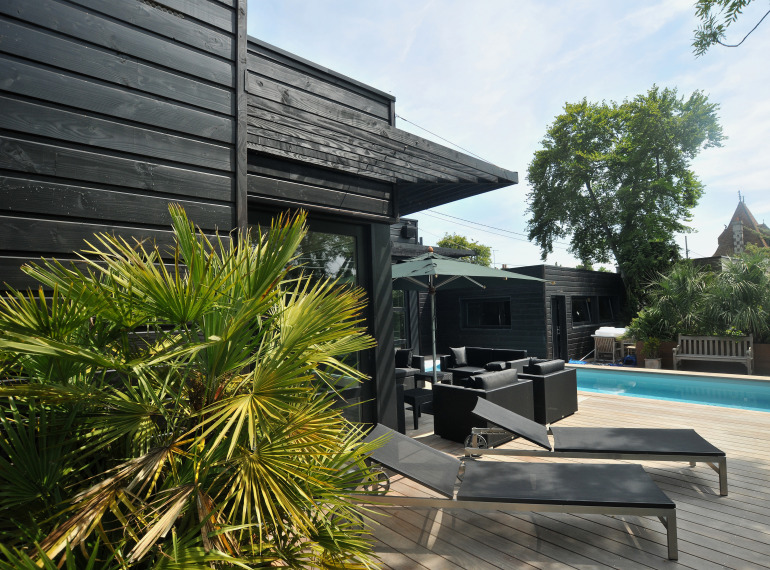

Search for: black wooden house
xmin=0 ymin=0 xmax=518 ymax=429
xmin=430 ymin=265 xmax=627 ymax=362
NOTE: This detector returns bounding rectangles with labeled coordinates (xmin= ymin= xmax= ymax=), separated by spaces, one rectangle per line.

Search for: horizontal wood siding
xmin=541 ymin=266 xmax=626 ymax=360
xmin=431 ymin=279 xmax=547 ymax=359
xmin=247 ymin=154 xmax=393 ymax=221
xmin=423 ymin=265 xmax=626 ymax=362
xmin=245 ymin=38 xmax=517 ymax=220
xmin=246 ymin=39 xmax=399 ymax=220
xmin=0 ymin=0 xmax=240 ymax=292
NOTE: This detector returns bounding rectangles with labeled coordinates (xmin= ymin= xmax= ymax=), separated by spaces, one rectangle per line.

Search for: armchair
xmin=519 ymin=359 xmax=577 ymax=424
xmin=433 ymin=368 xmax=534 ymax=446
xmin=394 ymin=348 xmax=426 ymax=389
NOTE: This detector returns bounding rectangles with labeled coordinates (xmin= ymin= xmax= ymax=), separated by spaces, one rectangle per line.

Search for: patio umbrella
xmin=391 ymin=249 xmax=544 ymax=383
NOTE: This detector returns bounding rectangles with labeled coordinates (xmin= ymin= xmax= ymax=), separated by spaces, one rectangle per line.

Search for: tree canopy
xmin=693 ymin=0 xmax=770 ymax=56
xmin=526 ymin=85 xmax=724 ymax=306
xmin=436 ymin=233 xmax=492 ymax=266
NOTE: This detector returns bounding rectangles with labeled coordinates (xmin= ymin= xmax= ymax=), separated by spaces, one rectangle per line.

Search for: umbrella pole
xmin=430 ymin=276 xmax=437 ymax=385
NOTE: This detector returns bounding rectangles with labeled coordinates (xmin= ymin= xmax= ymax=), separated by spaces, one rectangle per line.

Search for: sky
xmin=247 ymin=0 xmax=770 ymax=269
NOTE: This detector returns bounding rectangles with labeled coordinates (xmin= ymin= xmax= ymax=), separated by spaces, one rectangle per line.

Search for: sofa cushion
xmin=466 ymin=347 xmax=495 ymax=367
xmin=494 ymin=348 xmax=527 ymax=361
xmin=450 ymin=366 xmax=486 ymax=379
xmin=469 ymin=368 xmax=518 ymax=390
xmin=524 ymin=359 xmax=565 ymax=376
xmin=395 ymin=348 xmax=413 ymax=368
xmin=450 ymin=346 xmax=467 ymax=367
xmin=485 ymin=361 xmax=507 ymax=372
xmin=394 ymin=367 xmax=418 ymax=380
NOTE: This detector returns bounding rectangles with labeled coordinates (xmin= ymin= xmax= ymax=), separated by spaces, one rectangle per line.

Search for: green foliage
xmin=526 ymin=85 xmax=724 ymax=307
xmin=626 ymin=262 xmax=714 ymax=342
xmin=0 ymin=206 xmax=382 ymax=568
xmin=693 ymin=0 xmax=768 ymax=56
xmin=627 ymin=248 xmax=770 ymax=343
xmin=641 ymin=337 xmax=661 ymax=359
xmin=707 ymin=247 xmax=770 ymax=341
xmin=436 ymin=233 xmax=492 ymax=266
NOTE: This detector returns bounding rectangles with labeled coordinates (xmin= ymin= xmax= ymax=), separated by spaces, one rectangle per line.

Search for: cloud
xmin=248 ymin=0 xmax=770 ymax=268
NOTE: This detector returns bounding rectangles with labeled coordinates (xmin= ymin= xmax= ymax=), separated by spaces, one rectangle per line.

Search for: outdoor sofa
xmin=518 ymin=358 xmax=577 ymax=424
xmin=357 ymin=424 xmax=679 ymax=560
xmin=466 ymin=397 xmax=728 ymax=495
xmin=432 ymin=368 xmax=533 ymax=446
xmin=439 ymin=346 xmax=528 ymax=382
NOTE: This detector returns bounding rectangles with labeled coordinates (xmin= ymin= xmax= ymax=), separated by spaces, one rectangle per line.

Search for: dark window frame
xmin=392 ymin=289 xmax=408 ymax=348
xmin=460 ymin=296 xmax=512 ymax=330
xmin=597 ymin=295 xmax=617 ymax=323
xmin=571 ymin=296 xmax=593 ymax=327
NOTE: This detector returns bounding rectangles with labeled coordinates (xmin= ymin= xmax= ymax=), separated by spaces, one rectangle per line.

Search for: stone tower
xmin=713 ymin=198 xmax=769 ymax=256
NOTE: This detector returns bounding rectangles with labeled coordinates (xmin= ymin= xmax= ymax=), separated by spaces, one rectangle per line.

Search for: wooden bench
xmin=673 ymin=334 xmax=754 ymax=374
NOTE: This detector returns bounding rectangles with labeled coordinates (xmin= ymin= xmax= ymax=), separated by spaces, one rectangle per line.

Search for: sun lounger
xmin=357 ymin=424 xmax=678 ymax=560
xmin=466 ymin=397 xmax=727 ymax=495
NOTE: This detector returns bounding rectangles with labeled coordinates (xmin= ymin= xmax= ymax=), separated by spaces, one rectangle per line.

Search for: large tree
xmin=693 ymin=0 xmax=769 ymax=56
xmin=437 ymin=233 xmax=492 ymax=266
xmin=526 ymin=86 xmax=724 ymax=305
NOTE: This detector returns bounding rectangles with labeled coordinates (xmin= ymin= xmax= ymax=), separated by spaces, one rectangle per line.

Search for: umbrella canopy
xmin=391 ymin=251 xmax=544 ymax=382
xmin=392 ymin=252 xmax=543 ymax=291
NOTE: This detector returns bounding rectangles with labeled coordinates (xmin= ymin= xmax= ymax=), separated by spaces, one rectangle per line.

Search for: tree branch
xmin=718 ymin=8 xmax=770 ymax=47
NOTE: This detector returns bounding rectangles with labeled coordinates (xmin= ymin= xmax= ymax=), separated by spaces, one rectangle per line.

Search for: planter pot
xmin=754 ymin=343 xmax=770 ymax=376
xmin=636 ymin=341 xmax=676 ymax=369
xmin=660 ymin=341 xmax=676 ymax=369
xmin=645 ymin=358 xmax=662 ymax=369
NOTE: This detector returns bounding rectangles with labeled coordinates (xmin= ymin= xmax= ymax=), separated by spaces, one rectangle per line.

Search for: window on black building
xmin=461 ymin=297 xmax=511 ymax=329
xmin=571 ymin=296 xmax=592 ymax=325
xmin=393 ymin=289 xmax=407 ymax=348
xmin=598 ymin=296 xmax=615 ymax=322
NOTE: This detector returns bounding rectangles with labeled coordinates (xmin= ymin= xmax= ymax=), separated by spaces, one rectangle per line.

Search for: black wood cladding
xmin=429 ymin=266 xmax=625 ymax=361
xmin=0 ymin=0 xmax=239 ymax=293
xmin=244 ymin=39 xmax=517 ymax=220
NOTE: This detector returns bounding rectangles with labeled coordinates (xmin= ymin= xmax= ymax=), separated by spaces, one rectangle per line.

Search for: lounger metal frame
xmin=466 ymin=428 xmax=728 ymax=496
xmin=357 ymin=491 xmax=678 ymax=560
xmin=355 ymin=425 xmax=678 ymax=560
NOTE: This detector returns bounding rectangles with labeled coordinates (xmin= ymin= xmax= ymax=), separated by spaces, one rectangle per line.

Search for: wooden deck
xmin=369 ymin=392 xmax=770 ymax=569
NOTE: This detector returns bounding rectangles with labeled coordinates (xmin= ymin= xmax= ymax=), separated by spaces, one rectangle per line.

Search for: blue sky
xmin=247 ymin=0 xmax=770 ymax=268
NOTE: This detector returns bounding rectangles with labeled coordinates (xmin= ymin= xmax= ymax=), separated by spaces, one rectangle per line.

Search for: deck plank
xmin=370 ymin=390 xmax=770 ymax=569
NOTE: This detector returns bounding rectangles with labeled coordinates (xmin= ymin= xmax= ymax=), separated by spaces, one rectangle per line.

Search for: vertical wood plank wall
xmin=0 ymin=0 xmax=241 ymax=291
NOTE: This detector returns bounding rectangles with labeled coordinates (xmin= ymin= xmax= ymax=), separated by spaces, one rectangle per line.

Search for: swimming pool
xmin=575 ymin=367 xmax=770 ymax=412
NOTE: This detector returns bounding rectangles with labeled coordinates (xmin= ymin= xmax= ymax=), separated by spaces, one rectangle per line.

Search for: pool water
xmin=575 ymin=367 xmax=770 ymax=412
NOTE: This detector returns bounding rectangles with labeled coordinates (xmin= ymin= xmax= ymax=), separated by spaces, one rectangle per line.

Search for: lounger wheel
xmin=365 ymin=466 xmax=390 ymax=495
xmin=464 ymin=434 xmax=488 ymax=456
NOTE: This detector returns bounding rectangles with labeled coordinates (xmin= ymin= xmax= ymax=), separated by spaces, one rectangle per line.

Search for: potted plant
xmin=643 ymin=336 xmax=662 ymax=369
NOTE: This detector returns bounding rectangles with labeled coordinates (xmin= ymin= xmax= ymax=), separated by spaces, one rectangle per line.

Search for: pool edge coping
xmin=567 ymin=362 xmax=770 ymax=383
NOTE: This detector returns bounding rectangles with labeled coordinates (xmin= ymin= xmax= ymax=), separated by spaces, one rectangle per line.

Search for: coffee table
xmin=414 ymin=371 xmax=453 ymax=388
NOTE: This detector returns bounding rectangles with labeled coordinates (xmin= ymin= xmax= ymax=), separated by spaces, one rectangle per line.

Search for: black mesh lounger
xmin=358 ymin=424 xmax=678 ymax=560
xmin=466 ymin=397 xmax=728 ymax=495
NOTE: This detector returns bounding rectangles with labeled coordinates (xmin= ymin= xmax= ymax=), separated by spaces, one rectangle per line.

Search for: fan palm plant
xmin=626 ymin=261 xmax=714 ymax=341
xmin=0 ymin=206 xmax=381 ymax=568
xmin=707 ymin=247 xmax=770 ymax=342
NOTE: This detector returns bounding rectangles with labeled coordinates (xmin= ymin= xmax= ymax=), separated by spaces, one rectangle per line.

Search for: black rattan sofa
xmin=439 ymin=346 xmax=528 ymax=382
